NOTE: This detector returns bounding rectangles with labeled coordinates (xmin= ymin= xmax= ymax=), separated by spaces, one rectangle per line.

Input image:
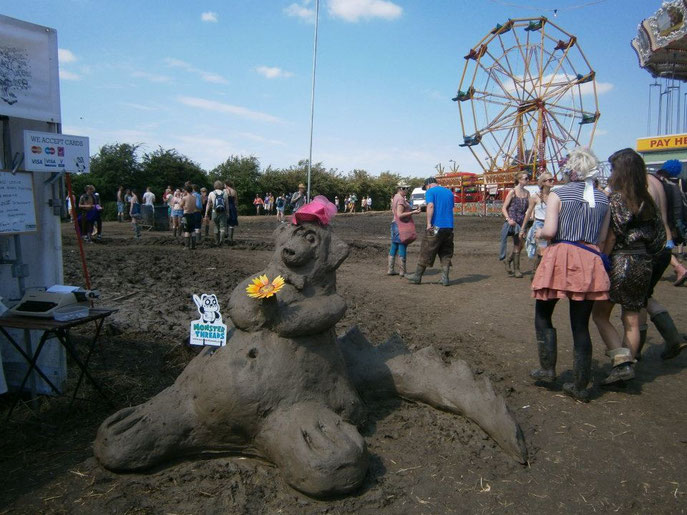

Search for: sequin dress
xmin=608 ymin=193 xmax=666 ymax=311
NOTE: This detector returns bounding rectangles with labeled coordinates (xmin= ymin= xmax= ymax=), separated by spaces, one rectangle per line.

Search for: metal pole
xmin=306 ymin=0 xmax=320 ymax=203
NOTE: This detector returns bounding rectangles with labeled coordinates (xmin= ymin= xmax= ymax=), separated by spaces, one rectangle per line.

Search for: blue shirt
xmin=425 ymin=185 xmax=454 ymax=228
xmin=193 ymin=192 xmax=202 ymax=210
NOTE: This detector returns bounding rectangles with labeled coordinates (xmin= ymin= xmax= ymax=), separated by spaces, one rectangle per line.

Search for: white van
xmin=409 ymin=187 xmax=426 ymax=211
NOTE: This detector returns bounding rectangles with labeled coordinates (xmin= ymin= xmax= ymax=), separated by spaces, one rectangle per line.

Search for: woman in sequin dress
xmin=592 ymin=148 xmax=666 ymax=385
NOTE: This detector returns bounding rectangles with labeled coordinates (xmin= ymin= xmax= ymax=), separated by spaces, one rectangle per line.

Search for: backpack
xmin=214 ymin=191 xmax=226 ymax=213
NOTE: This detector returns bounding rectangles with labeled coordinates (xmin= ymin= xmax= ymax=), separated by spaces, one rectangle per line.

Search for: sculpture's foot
xmin=257 ymin=402 xmax=368 ymax=498
xmin=94 ymin=385 xmax=198 ymax=471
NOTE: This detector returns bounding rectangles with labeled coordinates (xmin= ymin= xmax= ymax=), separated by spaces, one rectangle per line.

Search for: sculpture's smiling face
xmin=281 ymin=225 xmax=321 ymax=267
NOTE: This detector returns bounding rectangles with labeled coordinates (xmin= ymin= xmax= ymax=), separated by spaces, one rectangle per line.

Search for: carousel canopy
xmin=633 ymin=0 xmax=687 ymax=80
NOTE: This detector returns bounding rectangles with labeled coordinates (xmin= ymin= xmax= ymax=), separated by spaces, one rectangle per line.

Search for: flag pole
xmin=306 ymin=0 xmax=320 ymax=202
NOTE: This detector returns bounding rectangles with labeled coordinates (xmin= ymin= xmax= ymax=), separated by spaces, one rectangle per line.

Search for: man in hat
xmin=655 ymin=159 xmax=687 ymax=285
xmin=290 ymin=183 xmax=307 ymax=212
xmin=406 ymin=177 xmax=455 ymax=286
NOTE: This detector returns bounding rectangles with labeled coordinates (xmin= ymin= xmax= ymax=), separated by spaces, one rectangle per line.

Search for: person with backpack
xmin=205 ymin=180 xmax=227 ymax=246
xmin=225 ymin=181 xmax=239 ymax=245
xmin=654 ymin=159 xmax=687 ymax=286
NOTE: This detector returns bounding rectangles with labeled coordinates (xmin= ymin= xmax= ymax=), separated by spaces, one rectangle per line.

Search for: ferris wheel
xmin=455 ymin=17 xmax=600 ymax=180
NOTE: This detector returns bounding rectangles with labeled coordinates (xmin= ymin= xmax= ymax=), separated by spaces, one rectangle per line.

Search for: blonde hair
xmin=565 ymin=147 xmax=599 ymax=180
xmin=513 ymin=171 xmax=529 ymax=185
xmin=537 ymin=172 xmax=553 ymax=187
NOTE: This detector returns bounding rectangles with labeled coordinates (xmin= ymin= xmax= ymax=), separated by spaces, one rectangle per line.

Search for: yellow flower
xmin=246 ymin=275 xmax=285 ymax=299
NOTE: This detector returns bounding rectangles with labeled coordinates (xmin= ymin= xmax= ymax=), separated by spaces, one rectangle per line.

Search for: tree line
xmin=70 ymin=143 xmax=425 ymax=216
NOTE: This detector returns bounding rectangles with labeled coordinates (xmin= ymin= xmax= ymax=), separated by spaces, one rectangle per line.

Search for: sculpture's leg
xmin=339 ymin=327 xmax=528 ymax=464
xmin=94 ymin=383 xmax=200 ymax=471
xmin=256 ymin=402 xmax=368 ymax=498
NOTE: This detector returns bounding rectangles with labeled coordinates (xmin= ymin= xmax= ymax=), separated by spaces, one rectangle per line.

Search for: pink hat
xmin=292 ymin=195 xmax=337 ymax=226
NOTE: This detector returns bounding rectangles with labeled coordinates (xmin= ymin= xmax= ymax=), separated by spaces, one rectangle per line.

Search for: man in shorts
xmin=182 ymin=185 xmax=198 ymax=250
xmin=406 ymin=177 xmax=455 ymax=286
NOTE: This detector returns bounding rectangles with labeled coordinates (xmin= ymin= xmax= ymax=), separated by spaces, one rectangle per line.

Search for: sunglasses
xmin=543 ymin=178 xmax=554 ymax=182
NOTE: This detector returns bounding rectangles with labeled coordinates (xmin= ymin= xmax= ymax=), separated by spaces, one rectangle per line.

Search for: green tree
xmin=72 ymin=143 xmax=141 ymax=201
xmin=140 ymin=147 xmax=208 ymax=197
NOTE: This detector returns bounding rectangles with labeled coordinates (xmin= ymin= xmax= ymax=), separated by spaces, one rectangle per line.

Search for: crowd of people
xmin=385 ymin=147 xmax=687 ymax=402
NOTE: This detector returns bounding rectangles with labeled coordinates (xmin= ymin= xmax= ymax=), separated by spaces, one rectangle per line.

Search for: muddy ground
xmin=1 ymin=212 xmax=686 ymax=514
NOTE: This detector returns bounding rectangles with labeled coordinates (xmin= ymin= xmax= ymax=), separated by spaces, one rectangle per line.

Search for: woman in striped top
xmin=530 ymin=147 xmax=611 ymax=401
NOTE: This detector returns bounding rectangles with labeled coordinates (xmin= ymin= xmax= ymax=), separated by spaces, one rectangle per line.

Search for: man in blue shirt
xmin=406 ymin=177 xmax=455 ymax=286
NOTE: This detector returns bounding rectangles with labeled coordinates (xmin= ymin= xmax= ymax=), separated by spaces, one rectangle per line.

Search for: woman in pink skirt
xmin=530 ymin=147 xmax=611 ymax=401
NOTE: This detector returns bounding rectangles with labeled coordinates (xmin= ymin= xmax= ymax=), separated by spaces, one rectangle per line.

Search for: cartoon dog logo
xmin=193 ymin=294 xmax=222 ymax=324
xmin=190 ymin=293 xmax=227 ymax=347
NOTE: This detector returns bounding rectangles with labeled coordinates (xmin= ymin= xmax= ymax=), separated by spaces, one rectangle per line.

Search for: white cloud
xmin=59 ymin=69 xmax=81 ymax=81
xmin=164 ymin=57 xmax=228 ymax=84
xmin=328 ymin=0 xmax=402 ymax=22
xmin=284 ymin=2 xmax=315 ymax=23
xmin=236 ymin=131 xmax=286 ymax=146
xmin=177 ymin=96 xmax=284 ymax=123
xmin=589 ymin=82 xmax=614 ymax=95
xmin=256 ymin=66 xmax=294 ymax=79
xmin=201 ymin=11 xmax=218 ymax=23
xmin=131 ymin=70 xmax=171 ymax=83
xmin=58 ymin=48 xmax=77 ymax=63
xmin=121 ymin=102 xmax=158 ymax=111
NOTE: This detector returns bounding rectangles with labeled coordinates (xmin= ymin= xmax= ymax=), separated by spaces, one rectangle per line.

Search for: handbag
xmin=397 ymin=218 xmax=417 ymax=245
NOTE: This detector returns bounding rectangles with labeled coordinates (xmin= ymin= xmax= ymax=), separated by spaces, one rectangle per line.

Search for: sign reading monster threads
xmin=189 ymin=293 xmax=227 ymax=347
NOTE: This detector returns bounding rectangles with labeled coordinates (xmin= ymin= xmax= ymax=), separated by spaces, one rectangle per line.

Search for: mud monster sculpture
xmin=95 ymin=207 xmax=527 ymax=498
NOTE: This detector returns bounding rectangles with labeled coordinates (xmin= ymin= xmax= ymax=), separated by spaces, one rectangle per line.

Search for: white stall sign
xmin=23 ymin=131 xmax=90 ymax=174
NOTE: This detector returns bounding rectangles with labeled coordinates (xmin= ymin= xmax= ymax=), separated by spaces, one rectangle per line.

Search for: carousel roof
xmin=633 ymin=0 xmax=687 ymax=80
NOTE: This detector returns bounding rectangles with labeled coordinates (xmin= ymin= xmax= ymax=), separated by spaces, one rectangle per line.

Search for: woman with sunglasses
xmin=592 ymin=148 xmax=666 ymax=385
xmin=387 ymin=182 xmax=421 ymax=276
xmin=501 ymin=171 xmax=530 ymax=278
xmin=523 ymin=172 xmax=554 ymax=277
xmin=530 ymin=147 xmax=610 ymax=401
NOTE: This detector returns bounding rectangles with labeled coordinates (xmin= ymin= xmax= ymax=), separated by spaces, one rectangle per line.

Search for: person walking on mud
xmin=205 ymin=181 xmax=227 ymax=246
xmin=130 ymin=189 xmax=142 ymax=239
xmin=522 ymin=172 xmax=554 ymax=278
xmin=225 ymin=181 xmax=239 ymax=245
xmin=116 ymin=186 xmax=125 ymax=223
xmin=182 ymin=185 xmax=198 ymax=250
xmin=291 ymin=183 xmax=307 ymax=212
xmin=530 ymin=147 xmax=610 ymax=402
xmin=406 ymin=177 xmax=455 ymax=286
xmin=500 ymin=171 xmax=531 ymax=278
xmin=388 ymin=182 xmax=421 ymax=277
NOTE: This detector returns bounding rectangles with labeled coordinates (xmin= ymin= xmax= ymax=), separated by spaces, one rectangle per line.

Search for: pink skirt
xmin=532 ymin=243 xmax=610 ymax=301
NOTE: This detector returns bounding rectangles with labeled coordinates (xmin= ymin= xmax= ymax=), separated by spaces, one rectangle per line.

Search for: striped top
xmin=553 ymin=182 xmax=609 ymax=244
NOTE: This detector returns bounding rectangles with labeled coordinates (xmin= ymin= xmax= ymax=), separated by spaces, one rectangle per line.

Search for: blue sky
xmin=2 ymin=0 xmax=663 ymax=177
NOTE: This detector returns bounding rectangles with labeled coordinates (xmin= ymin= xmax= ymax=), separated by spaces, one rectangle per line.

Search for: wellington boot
xmin=406 ymin=265 xmax=426 ymax=284
xmin=219 ymin=230 xmax=226 ymax=246
xmin=563 ymin=345 xmax=592 ymax=401
xmin=204 ymin=224 xmax=209 ymax=237
xmin=635 ymin=325 xmax=648 ymax=361
xmin=228 ymin=227 xmax=235 ymax=245
xmin=505 ymin=253 xmax=514 ymax=276
xmin=652 ymin=311 xmax=687 ymax=360
xmin=440 ymin=265 xmax=450 ymax=286
xmin=184 ymin=236 xmax=191 ymax=250
xmin=399 ymin=258 xmax=407 ymax=277
xmin=387 ymin=255 xmax=398 ymax=275
xmin=530 ymin=328 xmax=557 ymax=382
xmin=173 ymin=227 xmax=178 ymax=238
xmin=513 ymin=253 xmax=523 ymax=278
xmin=214 ymin=234 xmax=220 ymax=246
xmin=191 ymin=236 xmax=196 ymax=250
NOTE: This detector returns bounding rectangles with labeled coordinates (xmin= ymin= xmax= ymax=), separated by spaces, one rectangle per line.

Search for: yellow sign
xmin=637 ymin=134 xmax=687 ymax=152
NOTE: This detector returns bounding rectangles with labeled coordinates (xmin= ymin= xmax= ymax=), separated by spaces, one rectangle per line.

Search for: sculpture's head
xmin=269 ymin=222 xmax=349 ymax=291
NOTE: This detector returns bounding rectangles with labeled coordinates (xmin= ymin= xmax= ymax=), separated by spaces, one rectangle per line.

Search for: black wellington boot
xmin=652 ymin=311 xmax=687 ymax=360
xmin=563 ymin=346 xmax=592 ymax=402
xmin=530 ymin=328 xmax=557 ymax=382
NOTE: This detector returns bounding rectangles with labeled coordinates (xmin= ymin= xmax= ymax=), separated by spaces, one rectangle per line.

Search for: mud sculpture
xmin=95 ymin=217 xmax=527 ymax=498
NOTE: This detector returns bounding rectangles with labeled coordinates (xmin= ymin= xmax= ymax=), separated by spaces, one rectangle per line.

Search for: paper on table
xmin=46 ymin=285 xmax=80 ymax=294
